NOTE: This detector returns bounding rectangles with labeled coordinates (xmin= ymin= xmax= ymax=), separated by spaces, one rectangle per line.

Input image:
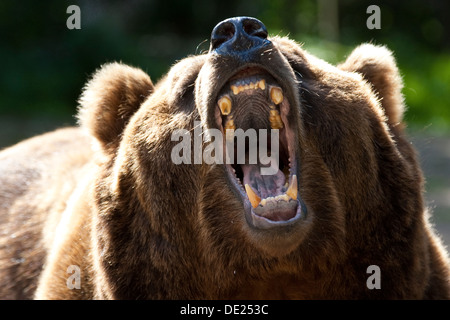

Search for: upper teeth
xmin=224 ymin=116 xmax=235 ymax=131
xmin=231 ymin=79 xmax=266 ymax=95
xmin=270 ymin=86 xmax=284 ymax=105
xmin=218 ymin=96 xmax=232 ymax=115
xmin=269 ymin=107 xmax=283 ymax=129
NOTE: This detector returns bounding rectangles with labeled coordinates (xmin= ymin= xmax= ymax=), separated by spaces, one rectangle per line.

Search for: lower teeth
xmin=244 ymin=175 xmax=297 ymax=209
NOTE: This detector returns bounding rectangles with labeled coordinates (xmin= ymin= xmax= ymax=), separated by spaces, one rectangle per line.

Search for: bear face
xmin=1 ymin=17 xmax=449 ymax=300
xmin=196 ymin=22 xmax=314 ymax=255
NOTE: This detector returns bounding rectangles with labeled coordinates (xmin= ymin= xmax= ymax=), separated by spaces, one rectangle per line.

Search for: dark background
xmin=0 ymin=0 xmax=449 ymax=244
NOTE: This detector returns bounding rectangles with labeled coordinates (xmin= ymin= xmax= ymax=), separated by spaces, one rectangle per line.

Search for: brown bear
xmin=0 ymin=16 xmax=449 ymax=299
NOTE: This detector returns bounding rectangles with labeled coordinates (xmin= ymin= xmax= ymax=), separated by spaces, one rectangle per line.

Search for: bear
xmin=0 ymin=16 xmax=449 ymax=299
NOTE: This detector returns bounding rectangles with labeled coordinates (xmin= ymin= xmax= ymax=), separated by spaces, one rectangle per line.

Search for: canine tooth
xmin=245 ymin=184 xmax=261 ymax=208
xmin=258 ymin=79 xmax=266 ymax=90
xmin=286 ymin=175 xmax=298 ymax=200
xmin=270 ymin=87 xmax=284 ymax=105
xmin=218 ymin=96 xmax=232 ymax=115
xmin=269 ymin=109 xmax=283 ymax=129
xmin=224 ymin=118 xmax=235 ymax=131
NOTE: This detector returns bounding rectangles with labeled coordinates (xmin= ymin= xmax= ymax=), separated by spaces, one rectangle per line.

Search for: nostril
xmin=211 ymin=21 xmax=236 ymax=50
xmin=210 ymin=17 xmax=270 ymax=54
xmin=243 ymin=18 xmax=268 ymax=40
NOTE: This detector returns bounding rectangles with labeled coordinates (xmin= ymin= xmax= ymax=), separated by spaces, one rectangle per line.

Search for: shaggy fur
xmin=0 ymin=33 xmax=449 ymax=299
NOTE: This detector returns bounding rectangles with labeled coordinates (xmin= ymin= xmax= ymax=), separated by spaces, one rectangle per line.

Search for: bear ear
xmin=338 ymin=44 xmax=405 ymax=128
xmin=77 ymin=62 xmax=154 ymax=152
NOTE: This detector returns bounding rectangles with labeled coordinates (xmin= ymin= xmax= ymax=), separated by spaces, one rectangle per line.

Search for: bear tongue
xmin=241 ymin=163 xmax=298 ymax=222
xmin=241 ymin=163 xmax=286 ymax=200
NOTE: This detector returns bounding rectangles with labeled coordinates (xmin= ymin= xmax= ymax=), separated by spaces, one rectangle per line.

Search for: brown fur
xmin=0 ymin=37 xmax=449 ymax=299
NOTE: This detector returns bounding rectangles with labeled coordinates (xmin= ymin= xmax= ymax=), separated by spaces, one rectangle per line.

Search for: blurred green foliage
xmin=0 ymin=0 xmax=449 ymax=135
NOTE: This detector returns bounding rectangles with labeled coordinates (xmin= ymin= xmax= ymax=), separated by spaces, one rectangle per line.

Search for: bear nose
xmin=210 ymin=16 xmax=270 ymax=56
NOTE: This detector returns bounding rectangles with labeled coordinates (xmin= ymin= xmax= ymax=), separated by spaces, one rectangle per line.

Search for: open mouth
xmin=214 ymin=66 xmax=304 ymax=229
